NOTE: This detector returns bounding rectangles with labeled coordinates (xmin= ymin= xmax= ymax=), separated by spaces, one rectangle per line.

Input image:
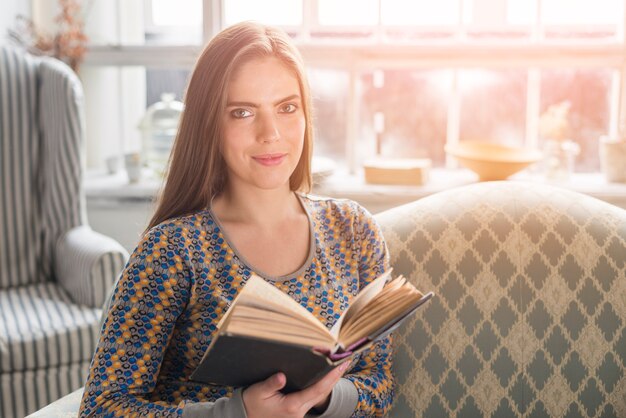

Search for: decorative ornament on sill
xmin=539 ymin=100 xmax=580 ymax=181
xmin=138 ymin=93 xmax=184 ymax=178
xmin=8 ymin=0 xmax=90 ymax=73
xmin=599 ymin=130 xmax=626 ymax=183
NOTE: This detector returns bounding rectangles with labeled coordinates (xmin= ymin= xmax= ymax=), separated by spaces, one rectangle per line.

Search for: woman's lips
xmin=252 ymin=154 xmax=286 ymax=166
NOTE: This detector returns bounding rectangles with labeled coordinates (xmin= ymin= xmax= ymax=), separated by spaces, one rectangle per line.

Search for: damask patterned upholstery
xmin=377 ymin=181 xmax=626 ymax=418
xmin=0 ymin=46 xmax=129 ymax=418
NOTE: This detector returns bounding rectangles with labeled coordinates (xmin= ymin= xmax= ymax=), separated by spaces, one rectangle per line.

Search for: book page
xmin=338 ymin=278 xmax=426 ymax=348
xmin=340 ymin=291 xmax=433 ymax=348
xmin=330 ymin=270 xmax=392 ymax=338
xmin=230 ymin=306 xmax=334 ymax=341
xmin=223 ymin=274 xmax=331 ymax=337
xmin=341 ymin=292 xmax=415 ymax=339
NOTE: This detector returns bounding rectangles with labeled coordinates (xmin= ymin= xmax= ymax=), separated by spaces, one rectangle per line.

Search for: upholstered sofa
xmin=26 ymin=181 xmax=626 ymax=417
xmin=381 ymin=181 xmax=625 ymax=417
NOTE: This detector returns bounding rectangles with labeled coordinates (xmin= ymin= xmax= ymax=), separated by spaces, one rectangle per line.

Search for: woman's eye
xmin=280 ymin=103 xmax=297 ymax=113
xmin=231 ymin=109 xmax=252 ymax=119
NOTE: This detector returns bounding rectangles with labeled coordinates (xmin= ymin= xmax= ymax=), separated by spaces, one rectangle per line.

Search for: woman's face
xmin=220 ymin=56 xmax=306 ymax=193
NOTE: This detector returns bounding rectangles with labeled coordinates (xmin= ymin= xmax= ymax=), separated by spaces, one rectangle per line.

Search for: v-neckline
xmin=206 ymin=193 xmax=316 ymax=282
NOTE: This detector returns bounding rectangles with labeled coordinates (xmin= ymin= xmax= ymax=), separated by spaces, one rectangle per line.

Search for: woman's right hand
xmin=242 ymin=362 xmax=349 ymax=418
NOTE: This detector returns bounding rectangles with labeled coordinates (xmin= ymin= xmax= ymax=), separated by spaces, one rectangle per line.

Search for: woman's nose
xmin=257 ymin=112 xmax=280 ymax=143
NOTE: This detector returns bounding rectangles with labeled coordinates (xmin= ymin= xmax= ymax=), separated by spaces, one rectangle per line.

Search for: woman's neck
xmin=212 ymin=185 xmax=303 ymax=227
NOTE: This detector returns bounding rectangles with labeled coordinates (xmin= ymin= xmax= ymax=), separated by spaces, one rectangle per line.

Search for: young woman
xmin=79 ymin=22 xmax=394 ymax=418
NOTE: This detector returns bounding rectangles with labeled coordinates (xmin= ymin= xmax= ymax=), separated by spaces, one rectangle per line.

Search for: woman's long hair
xmin=145 ymin=22 xmax=313 ymax=232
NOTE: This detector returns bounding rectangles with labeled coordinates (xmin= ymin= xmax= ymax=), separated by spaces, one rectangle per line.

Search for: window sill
xmin=85 ymin=168 xmax=626 ymax=212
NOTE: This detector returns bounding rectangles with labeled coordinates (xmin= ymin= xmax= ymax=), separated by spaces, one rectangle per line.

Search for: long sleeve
xmin=79 ymin=223 xmax=246 ymax=417
xmin=305 ymin=378 xmax=359 ymax=418
xmin=343 ymin=203 xmax=395 ymax=417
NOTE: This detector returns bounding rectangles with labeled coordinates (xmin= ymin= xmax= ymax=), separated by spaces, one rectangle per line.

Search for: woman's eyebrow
xmin=226 ymin=94 xmax=301 ymax=108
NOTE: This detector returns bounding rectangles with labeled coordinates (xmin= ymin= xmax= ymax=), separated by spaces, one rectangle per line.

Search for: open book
xmin=190 ymin=271 xmax=433 ymax=392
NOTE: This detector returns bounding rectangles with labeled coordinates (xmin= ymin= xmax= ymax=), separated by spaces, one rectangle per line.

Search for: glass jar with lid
xmin=138 ymin=93 xmax=184 ymax=177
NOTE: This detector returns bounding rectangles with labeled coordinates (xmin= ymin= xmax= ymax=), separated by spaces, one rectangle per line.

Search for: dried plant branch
xmin=8 ymin=0 xmax=89 ymax=73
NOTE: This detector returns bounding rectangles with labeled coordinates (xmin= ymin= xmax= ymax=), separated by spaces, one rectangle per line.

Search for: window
xmin=224 ymin=0 xmax=302 ymax=27
xmin=359 ymin=69 xmax=452 ymax=166
xmin=459 ymin=70 xmax=527 ymax=147
xmin=84 ymin=0 xmax=203 ymax=46
xmin=77 ymin=0 xmax=626 ymax=175
xmin=318 ymin=0 xmax=379 ymax=26
xmin=145 ymin=0 xmax=203 ymax=44
xmin=540 ymin=69 xmax=612 ymax=171
xmin=308 ymin=68 xmax=350 ymax=165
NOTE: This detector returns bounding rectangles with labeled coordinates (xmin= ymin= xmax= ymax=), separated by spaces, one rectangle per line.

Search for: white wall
xmin=0 ymin=0 xmax=32 ymax=46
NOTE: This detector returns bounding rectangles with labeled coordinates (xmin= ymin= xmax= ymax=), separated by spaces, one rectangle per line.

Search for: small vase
xmin=543 ymin=139 xmax=580 ymax=181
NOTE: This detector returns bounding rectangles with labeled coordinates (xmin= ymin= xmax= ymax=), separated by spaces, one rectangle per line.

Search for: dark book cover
xmin=189 ymin=291 xmax=434 ymax=392
xmin=189 ymin=334 xmax=340 ymax=393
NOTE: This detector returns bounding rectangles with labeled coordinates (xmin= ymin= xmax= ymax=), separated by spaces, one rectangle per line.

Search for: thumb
xmin=259 ymin=372 xmax=286 ymax=395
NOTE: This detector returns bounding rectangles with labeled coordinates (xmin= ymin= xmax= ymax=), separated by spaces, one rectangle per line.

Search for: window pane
xmin=85 ymin=0 xmax=203 ymax=45
xmin=506 ymin=0 xmax=537 ymax=25
xmin=541 ymin=0 xmax=622 ymax=25
xmin=83 ymin=66 xmax=190 ymax=169
xmin=381 ymin=0 xmax=461 ymax=26
xmin=83 ymin=66 xmax=143 ymax=168
xmin=151 ymin=0 xmax=201 ymax=26
xmin=224 ymin=0 xmax=302 ymax=26
xmin=318 ymin=0 xmax=378 ymax=26
xmin=359 ymin=70 xmax=452 ymax=167
xmin=459 ymin=70 xmax=527 ymax=146
xmin=146 ymin=68 xmax=190 ymax=106
xmin=540 ymin=69 xmax=612 ymax=172
xmin=464 ymin=0 xmax=534 ymax=38
xmin=463 ymin=0 xmax=507 ymax=25
xmin=307 ymin=69 xmax=349 ymax=165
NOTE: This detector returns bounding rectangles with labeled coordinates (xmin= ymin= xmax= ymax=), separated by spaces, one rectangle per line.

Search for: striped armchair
xmin=0 ymin=46 xmax=129 ymax=418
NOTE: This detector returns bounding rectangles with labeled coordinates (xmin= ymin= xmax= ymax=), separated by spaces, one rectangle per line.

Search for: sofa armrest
xmin=26 ymin=387 xmax=84 ymax=417
xmin=54 ymin=226 xmax=129 ymax=308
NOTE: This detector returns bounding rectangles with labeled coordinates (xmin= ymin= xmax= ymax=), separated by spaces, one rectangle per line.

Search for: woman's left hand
xmin=242 ymin=361 xmax=349 ymax=418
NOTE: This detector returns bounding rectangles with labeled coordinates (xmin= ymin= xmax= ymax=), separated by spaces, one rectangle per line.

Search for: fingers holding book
xmin=299 ymin=361 xmax=350 ymax=413
xmin=242 ymin=361 xmax=350 ymax=418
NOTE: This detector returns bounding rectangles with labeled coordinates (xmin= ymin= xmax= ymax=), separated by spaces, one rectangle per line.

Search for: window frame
xmin=142 ymin=0 xmax=203 ymax=44
xmin=81 ymin=0 xmax=626 ymax=173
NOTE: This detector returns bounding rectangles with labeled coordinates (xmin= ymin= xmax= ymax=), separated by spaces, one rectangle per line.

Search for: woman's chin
xmin=240 ymin=174 xmax=292 ymax=191
xmin=254 ymin=181 xmax=292 ymax=191
xmin=247 ymin=169 xmax=296 ymax=190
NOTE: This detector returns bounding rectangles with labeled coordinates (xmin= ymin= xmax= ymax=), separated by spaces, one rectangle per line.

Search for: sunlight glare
xmin=507 ymin=0 xmax=537 ymax=25
xmin=541 ymin=0 xmax=622 ymax=25
xmin=319 ymin=0 xmax=378 ymax=25
xmin=382 ymin=0 xmax=461 ymax=25
xmin=419 ymin=71 xmax=453 ymax=96
xmin=224 ymin=0 xmax=302 ymax=26
xmin=152 ymin=0 xmax=202 ymax=26
xmin=459 ymin=70 xmax=496 ymax=92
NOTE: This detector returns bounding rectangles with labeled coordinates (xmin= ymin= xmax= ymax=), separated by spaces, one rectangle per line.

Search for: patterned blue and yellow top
xmin=80 ymin=194 xmax=394 ymax=418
